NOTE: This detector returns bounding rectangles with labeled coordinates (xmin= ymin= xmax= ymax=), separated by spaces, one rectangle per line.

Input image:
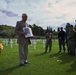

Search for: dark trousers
xmin=68 ymin=41 xmax=75 ymax=56
xmin=66 ymin=40 xmax=69 ymax=53
xmin=58 ymin=39 xmax=66 ymax=52
xmin=45 ymin=41 xmax=52 ymax=53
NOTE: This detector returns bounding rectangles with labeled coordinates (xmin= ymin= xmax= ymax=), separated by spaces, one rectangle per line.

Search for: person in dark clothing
xmin=65 ymin=25 xmax=70 ymax=53
xmin=58 ymin=27 xmax=66 ymax=53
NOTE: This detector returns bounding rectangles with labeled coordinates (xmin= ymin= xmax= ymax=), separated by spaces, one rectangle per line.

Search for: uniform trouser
xmin=45 ymin=41 xmax=52 ymax=52
xmin=59 ymin=40 xmax=66 ymax=52
xmin=68 ymin=41 xmax=75 ymax=55
xmin=18 ymin=43 xmax=28 ymax=64
xmin=66 ymin=40 xmax=69 ymax=53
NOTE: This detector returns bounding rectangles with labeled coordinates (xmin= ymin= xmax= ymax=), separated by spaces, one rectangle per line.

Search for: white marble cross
xmin=15 ymin=39 xmax=17 ymax=45
xmin=30 ymin=40 xmax=33 ymax=46
xmin=10 ymin=39 xmax=13 ymax=48
xmin=42 ymin=40 xmax=45 ymax=48
xmin=3 ymin=40 xmax=6 ymax=45
xmin=6 ymin=39 xmax=8 ymax=46
xmin=34 ymin=40 xmax=36 ymax=50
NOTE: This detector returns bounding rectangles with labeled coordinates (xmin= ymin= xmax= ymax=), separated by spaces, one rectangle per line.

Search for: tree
xmin=53 ymin=29 xmax=56 ymax=32
xmin=57 ymin=27 xmax=60 ymax=32
xmin=46 ymin=26 xmax=53 ymax=33
xmin=3 ymin=28 xmax=15 ymax=43
xmin=32 ymin=24 xmax=45 ymax=36
xmin=0 ymin=25 xmax=15 ymax=43
xmin=0 ymin=24 xmax=45 ymax=38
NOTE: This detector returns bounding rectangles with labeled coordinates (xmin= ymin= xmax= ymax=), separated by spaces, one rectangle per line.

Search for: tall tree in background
xmin=4 ymin=27 xmax=15 ymax=43
xmin=46 ymin=26 xmax=53 ymax=33
xmin=57 ymin=27 xmax=60 ymax=32
xmin=32 ymin=24 xmax=45 ymax=36
xmin=0 ymin=25 xmax=15 ymax=43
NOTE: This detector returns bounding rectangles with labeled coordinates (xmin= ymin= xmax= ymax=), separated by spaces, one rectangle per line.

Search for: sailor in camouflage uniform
xmin=45 ymin=30 xmax=52 ymax=53
xmin=67 ymin=25 xmax=76 ymax=56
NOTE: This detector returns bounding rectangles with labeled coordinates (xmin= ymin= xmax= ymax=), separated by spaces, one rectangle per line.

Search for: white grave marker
xmin=6 ymin=39 xmax=8 ymax=46
xmin=30 ymin=40 xmax=33 ymax=46
xmin=10 ymin=39 xmax=13 ymax=48
xmin=42 ymin=40 xmax=45 ymax=48
xmin=34 ymin=40 xmax=36 ymax=50
xmin=15 ymin=39 xmax=17 ymax=45
xmin=3 ymin=40 xmax=5 ymax=45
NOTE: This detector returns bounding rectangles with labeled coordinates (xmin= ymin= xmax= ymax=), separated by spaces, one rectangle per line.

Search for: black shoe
xmin=24 ymin=62 xmax=30 ymax=64
xmin=19 ymin=64 xmax=25 ymax=66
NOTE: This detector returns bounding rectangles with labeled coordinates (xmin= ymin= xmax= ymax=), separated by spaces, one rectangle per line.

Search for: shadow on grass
xmin=66 ymin=58 xmax=76 ymax=73
xmin=49 ymin=52 xmax=60 ymax=57
xmin=35 ymin=52 xmax=50 ymax=56
xmin=0 ymin=65 xmax=20 ymax=75
xmin=50 ymin=52 xmax=76 ymax=64
xmin=59 ymin=53 xmax=75 ymax=64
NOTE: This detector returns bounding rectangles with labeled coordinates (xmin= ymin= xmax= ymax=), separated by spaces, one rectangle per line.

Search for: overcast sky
xmin=0 ymin=0 xmax=76 ymax=29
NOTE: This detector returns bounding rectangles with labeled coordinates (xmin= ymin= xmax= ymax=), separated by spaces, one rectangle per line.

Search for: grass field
xmin=0 ymin=39 xmax=76 ymax=75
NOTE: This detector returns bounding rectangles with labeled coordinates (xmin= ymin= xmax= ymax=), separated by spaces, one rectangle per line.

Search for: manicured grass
xmin=0 ymin=39 xmax=76 ymax=75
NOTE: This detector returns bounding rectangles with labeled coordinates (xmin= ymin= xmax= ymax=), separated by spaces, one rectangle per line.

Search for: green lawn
xmin=0 ymin=39 xmax=76 ymax=75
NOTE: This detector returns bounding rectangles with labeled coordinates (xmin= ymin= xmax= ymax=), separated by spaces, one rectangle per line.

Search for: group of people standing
xmin=45 ymin=25 xmax=76 ymax=56
xmin=15 ymin=13 xmax=76 ymax=66
xmin=58 ymin=25 xmax=76 ymax=56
